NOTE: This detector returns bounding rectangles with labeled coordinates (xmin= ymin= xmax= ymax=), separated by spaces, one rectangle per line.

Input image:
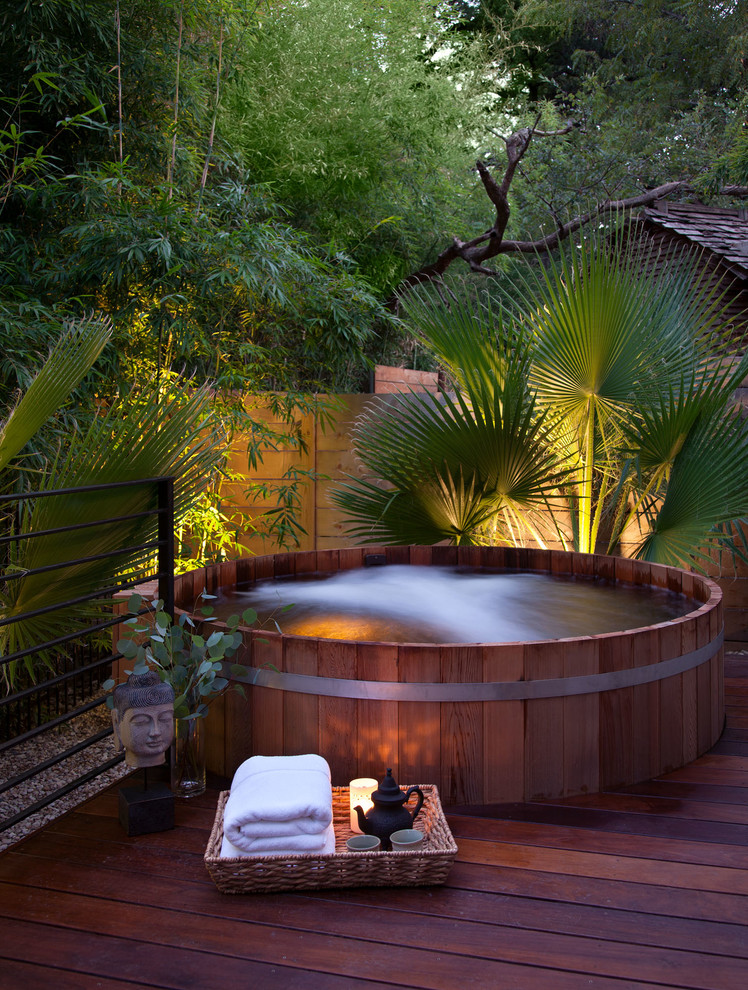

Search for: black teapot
xmin=354 ymin=768 xmax=425 ymax=850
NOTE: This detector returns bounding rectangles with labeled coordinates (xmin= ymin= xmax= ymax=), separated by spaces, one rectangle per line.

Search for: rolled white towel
xmin=223 ymin=754 xmax=333 ymax=853
xmin=220 ymin=821 xmax=337 ymax=859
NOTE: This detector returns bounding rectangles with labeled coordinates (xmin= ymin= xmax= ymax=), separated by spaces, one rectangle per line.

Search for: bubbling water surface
xmin=211 ymin=565 xmax=693 ymax=644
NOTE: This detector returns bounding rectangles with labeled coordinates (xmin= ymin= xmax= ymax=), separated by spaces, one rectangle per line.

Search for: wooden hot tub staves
xmin=175 ymin=547 xmax=724 ymax=806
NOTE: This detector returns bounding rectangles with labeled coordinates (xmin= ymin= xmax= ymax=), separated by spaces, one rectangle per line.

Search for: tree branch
xmin=533 ymin=122 xmax=576 ymax=138
xmin=387 ymin=115 xmax=748 ymax=311
xmin=497 ymin=181 xmax=691 ymax=255
xmin=718 ymin=186 xmax=748 ymax=197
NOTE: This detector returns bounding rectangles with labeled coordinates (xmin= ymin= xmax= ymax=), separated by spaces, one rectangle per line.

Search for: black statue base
xmin=118 ymin=782 xmax=174 ymax=836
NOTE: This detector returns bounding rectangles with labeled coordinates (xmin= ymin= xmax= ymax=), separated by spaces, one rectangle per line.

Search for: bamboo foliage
xmin=114 ymin=0 xmax=123 ymax=174
xmin=198 ymin=20 xmax=224 ymax=208
xmin=167 ymin=0 xmax=185 ymax=198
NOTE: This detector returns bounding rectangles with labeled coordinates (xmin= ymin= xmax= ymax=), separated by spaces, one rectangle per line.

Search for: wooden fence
xmin=224 ymin=393 xmax=375 ymax=555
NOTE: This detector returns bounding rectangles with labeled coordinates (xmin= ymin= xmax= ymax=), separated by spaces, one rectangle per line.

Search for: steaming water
xmin=211 ymin=566 xmax=693 ymax=644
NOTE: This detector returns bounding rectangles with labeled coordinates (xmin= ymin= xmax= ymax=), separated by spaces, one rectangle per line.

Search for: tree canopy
xmin=4 ymin=0 xmax=747 ymax=363
xmin=223 ymin=0 xmax=492 ymax=296
xmin=0 ymin=0 xmax=389 ymax=401
xmin=382 ymin=0 xmax=748 ymax=295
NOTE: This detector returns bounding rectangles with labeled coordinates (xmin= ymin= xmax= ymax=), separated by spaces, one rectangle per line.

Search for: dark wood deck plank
xmin=0 ymin=959 xmax=146 ymax=990
xmin=724 ymin=656 xmax=748 ymax=677
xmin=4 ymin=852 xmax=747 ymax=960
xmin=1 ymin=893 xmax=671 ymax=990
xmin=451 ymin=834 xmax=748 ymax=894
xmin=0 ymin=918 xmax=395 ymax=990
xmin=448 ymin=800 xmax=748 ymax=838
xmin=704 ymin=740 xmax=748 ymax=755
xmin=720 ymin=725 xmax=748 ymax=742
xmin=647 ymin=764 xmax=748 ymax=786
xmin=2 ymin=880 xmax=745 ymax=990
xmin=446 ymin=861 xmax=748 ymax=924
xmin=721 ymin=715 xmax=748 ymax=729
xmin=615 ymin=778 xmax=748 ymax=804
xmin=680 ymin=753 xmax=748 ymax=769
xmin=447 ymin=815 xmax=748 ymax=868
xmin=494 ymin=791 xmax=748 ymax=825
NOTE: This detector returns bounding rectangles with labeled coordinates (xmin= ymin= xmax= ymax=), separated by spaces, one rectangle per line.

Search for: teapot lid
xmin=371 ymin=768 xmax=407 ymax=805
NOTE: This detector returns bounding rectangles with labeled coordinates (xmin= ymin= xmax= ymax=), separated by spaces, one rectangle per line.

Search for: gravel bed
xmin=0 ymin=702 xmax=133 ymax=852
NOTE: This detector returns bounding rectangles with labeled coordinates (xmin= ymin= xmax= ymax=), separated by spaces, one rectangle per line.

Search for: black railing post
xmin=158 ymin=477 xmax=175 ymax=619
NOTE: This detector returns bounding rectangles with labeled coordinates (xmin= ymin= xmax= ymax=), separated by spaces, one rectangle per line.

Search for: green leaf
xmin=117 ymin=639 xmax=138 ymax=659
xmin=152 ymin=642 xmax=170 ymax=664
xmin=331 ymin=235 xmax=744 ymax=558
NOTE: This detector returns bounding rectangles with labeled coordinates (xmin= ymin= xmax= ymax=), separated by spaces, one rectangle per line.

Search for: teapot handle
xmin=404 ymin=786 xmax=425 ymax=823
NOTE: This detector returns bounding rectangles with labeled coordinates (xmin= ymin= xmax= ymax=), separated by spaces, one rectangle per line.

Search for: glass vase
xmin=171 ymin=716 xmax=206 ymax=798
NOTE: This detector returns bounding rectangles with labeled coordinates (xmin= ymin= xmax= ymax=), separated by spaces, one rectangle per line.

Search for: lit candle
xmin=349 ymin=777 xmax=378 ymax=833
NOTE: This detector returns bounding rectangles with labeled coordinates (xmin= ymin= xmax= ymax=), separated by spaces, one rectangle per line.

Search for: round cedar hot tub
xmin=176 ymin=546 xmax=724 ymax=806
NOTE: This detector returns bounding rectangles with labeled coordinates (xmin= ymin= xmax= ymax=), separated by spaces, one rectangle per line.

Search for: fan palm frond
xmin=399 ymin=286 xmax=515 ymax=400
xmin=1 ymin=381 xmax=226 ymax=671
xmin=0 ymin=313 xmax=112 ymax=473
xmin=635 ymin=409 xmax=748 ymax=566
xmin=331 ymin=297 xmax=564 ymax=545
xmin=335 ymin=233 xmax=748 ymax=562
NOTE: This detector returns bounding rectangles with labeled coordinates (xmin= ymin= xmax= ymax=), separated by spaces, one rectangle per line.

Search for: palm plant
xmin=334 ymin=297 xmax=566 ymax=546
xmin=331 ymin=234 xmax=748 ymax=568
xmin=0 ymin=313 xmax=112 ymax=476
xmin=0 ymin=317 xmax=228 ymax=687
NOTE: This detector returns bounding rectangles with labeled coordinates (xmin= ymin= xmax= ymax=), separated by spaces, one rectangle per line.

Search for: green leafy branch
xmin=105 ymin=591 xmax=257 ymax=720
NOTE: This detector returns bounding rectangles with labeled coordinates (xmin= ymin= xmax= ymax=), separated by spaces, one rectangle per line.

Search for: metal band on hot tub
xmin=228 ymin=629 xmax=723 ymax=702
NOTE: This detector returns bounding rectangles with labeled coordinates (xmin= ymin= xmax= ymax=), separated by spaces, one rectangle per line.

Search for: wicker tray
xmin=204 ymin=783 xmax=457 ymax=894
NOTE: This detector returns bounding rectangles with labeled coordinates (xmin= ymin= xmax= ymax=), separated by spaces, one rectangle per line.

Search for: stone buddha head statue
xmin=111 ymin=670 xmax=175 ymax=768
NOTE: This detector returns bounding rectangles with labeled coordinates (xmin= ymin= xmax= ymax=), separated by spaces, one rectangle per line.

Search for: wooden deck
xmin=1 ymin=656 xmax=747 ymax=989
